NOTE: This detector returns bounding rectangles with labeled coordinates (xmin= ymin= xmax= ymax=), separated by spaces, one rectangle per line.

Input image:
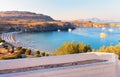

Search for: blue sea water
xmin=16 ymin=27 xmax=120 ymax=52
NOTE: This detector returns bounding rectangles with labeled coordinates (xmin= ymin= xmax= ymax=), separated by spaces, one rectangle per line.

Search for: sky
xmin=0 ymin=0 xmax=120 ymax=21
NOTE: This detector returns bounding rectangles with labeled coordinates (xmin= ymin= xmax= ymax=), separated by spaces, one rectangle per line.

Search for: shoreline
xmin=0 ymin=32 xmax=51 ymax=55
xmin=0 ymin=32 xmax=39 ymax=52
xmin=1 ymin=31 xmax=23 ymax=43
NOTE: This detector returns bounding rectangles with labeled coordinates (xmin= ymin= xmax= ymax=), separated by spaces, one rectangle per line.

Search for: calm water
xmin=16 ymin=27 xmax=120 ymax=52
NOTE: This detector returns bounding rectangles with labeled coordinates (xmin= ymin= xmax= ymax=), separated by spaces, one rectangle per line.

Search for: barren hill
xmin=0 ymin=11 xmax=75 ymax=33
xmin=0 ymin=11 xmax=54 ymax=21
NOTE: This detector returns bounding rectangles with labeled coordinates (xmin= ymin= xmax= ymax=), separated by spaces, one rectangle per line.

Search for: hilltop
xmin=0 ymin=11 xmax=75 ymax=33
xmin=0 ymin=11 xmax=54 ymax=21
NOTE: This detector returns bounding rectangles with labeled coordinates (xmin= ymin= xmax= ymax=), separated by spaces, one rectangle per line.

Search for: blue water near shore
xmin=16 ymin=27 xmax=120 ymax=52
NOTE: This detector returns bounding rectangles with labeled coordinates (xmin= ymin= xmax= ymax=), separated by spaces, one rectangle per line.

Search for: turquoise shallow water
xmin=16 ymin=27 xmax=120 ymax=52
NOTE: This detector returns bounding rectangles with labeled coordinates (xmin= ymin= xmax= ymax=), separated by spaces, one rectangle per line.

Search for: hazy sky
xmin=0 ymin=0 xmax=120 ymax=20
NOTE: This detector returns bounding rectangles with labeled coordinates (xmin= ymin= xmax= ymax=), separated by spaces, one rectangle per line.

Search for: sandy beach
xmin=1 ymin=32 xmax=39 ymax=52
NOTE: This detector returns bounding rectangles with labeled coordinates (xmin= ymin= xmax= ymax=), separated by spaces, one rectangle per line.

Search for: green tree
xmin=55 ymin=41 xmax=92 ymax=55
xmin=55 ymin=42 xmax=73 ymax=55
xmin=34 ymin=50 xmax=40 ymax=57
xmin=45 ymin=53 xmax=49 ymax=56
xmin=25 ymin=49 xmax=31 ymax=55
xmin=84 ymin=44 xmax=92 ymax=52
xmin=97 ymin=46 xmax=106 ymax=52
xmin=0 ymin=37 xmax=2 ymax=42
xmin=18 ymin=48 xmax=26 ymax=54
xmin=35 ymin=50 xmax=40 ymax=54
xmin=71 ymin=41 xmax=78 ymax=53
xmin=77 ymin=42 xmax=85 ymax=53
xmin=97 ymin=44 xmax=120 ymax=59
xmin=41 ymin=52 xmax=45 ymax=56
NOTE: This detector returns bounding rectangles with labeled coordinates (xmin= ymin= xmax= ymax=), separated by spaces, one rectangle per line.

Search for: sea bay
xmin=16 ymin=27 xmax=120 ymax=52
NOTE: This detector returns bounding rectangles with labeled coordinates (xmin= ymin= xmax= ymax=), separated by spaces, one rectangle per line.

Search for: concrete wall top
xmin=0 ymin=52 xmax=118 ymax=70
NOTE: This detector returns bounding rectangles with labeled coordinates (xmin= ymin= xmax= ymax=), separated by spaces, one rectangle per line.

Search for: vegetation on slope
xmin=97 ymin=44 xmax=120 ymax=59
xmin=1 ymin=37 xmax=120 ymax=60
xmin=52 ymin=41 xmax=92 ymax=56
xmin=0 ymin=37 xmax=50 ymax=60
xmin=53 ymin=41 xmax=120 ymax=59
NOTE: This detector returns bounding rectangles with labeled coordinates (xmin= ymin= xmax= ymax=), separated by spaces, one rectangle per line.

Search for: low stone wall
xmin=8 ymin=62 xmax=117 ymax=77
xmin=0 ymin=52 xmax=119 ymax=77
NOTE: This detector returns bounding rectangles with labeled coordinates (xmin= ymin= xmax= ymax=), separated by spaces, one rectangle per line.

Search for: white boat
xmin=78 ymin=28 xmax=81 ymax=31
xmin=57 ymin=29 xmax=61 ymax=32
xmin=68 ymin=28 xmax=72 ymax=32
xmin=102 ymin=27 xmax=106 ymax=30
xmin=109 ymin=28 xmax=113 ymax=32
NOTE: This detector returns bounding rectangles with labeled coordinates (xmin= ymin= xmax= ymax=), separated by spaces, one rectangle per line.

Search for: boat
xmin=102 ymin=27 xmax=106 ymax=30
xmin=68 ymin=28 xmax=72 ymax=32
xmin=109 ymin=28 xmax=113 ymax=32
xmin=78 ymin=28 xmax=81 ymax=31
xmin=100 ymin=32 xmax=107 ymax=38
xmin=57 ymin=29 xmax=61 ymax=32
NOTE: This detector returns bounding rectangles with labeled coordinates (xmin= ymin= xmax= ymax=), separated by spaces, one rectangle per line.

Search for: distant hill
xmin=0 ymin=11 xmax=54 ymax=21
xmin=80 ymin=18 xmax=120 ymax=23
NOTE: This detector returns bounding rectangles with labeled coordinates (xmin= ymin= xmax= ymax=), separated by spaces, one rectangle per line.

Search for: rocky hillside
xmin=0 ymin=11 xmax=54 ymax=21
xmin=0 ymin=11 xmax=76 ymax=33
xmin=0 ymin=11 xmax=119 ymax=33
xmin=0 ymin=21 xmax=75 ymax=32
